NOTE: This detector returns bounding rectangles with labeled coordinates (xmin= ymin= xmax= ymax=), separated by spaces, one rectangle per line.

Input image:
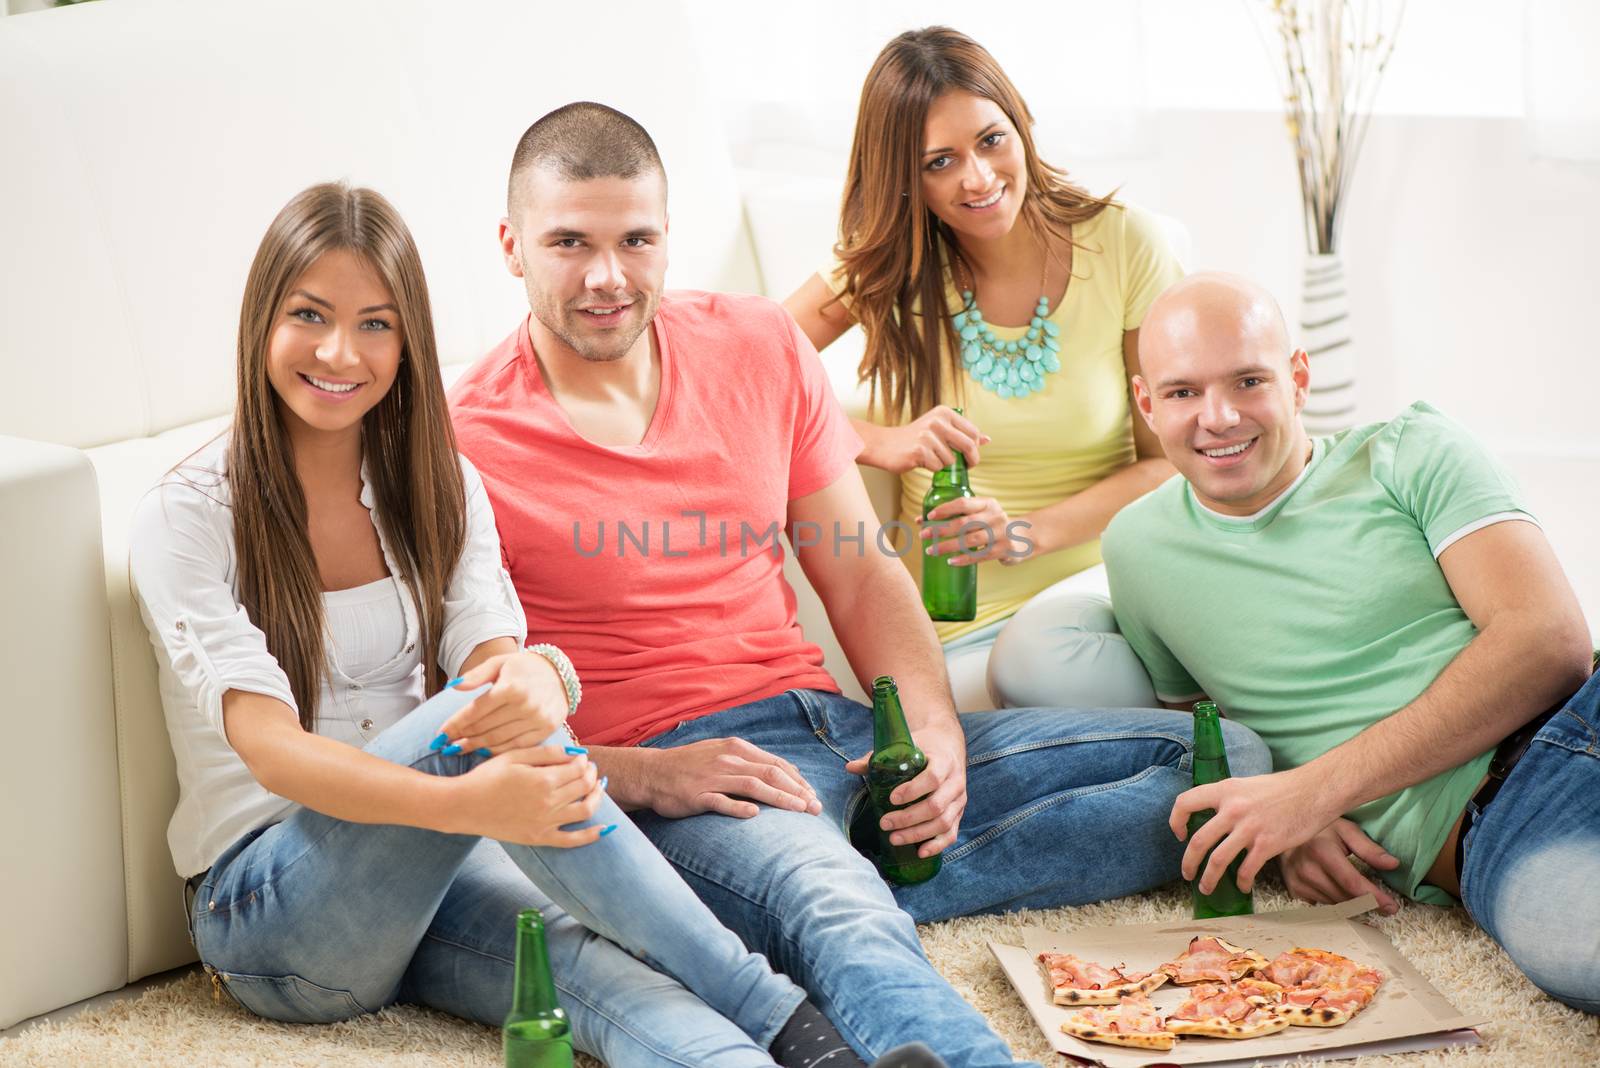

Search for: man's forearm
xmin=585 ymin=744 xmax=656 ymax=812
xmin=827 ymin=553 xmax=960 ymax=735
xmin=1307 ymin=615 xmax=1591 ymax=814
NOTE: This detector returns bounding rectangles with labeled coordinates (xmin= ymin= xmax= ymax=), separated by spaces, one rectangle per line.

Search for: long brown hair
xmin=836 ymin=27 xmax=1118 ymax=419
xmin=228 ymin=183 xmax=466 ymax=729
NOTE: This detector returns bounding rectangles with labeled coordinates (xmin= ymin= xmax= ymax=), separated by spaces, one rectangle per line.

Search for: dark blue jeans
xmin=632 ymin=691 xmax=1272 ymax=1067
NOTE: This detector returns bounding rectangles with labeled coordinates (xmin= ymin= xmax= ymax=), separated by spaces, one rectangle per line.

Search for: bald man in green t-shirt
xmin=1101 ymin=272 xmax=1599 ymax=1014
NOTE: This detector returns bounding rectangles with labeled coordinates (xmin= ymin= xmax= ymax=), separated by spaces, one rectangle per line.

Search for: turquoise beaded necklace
xmin=951 ymin=254 xmax=1062 ymax=398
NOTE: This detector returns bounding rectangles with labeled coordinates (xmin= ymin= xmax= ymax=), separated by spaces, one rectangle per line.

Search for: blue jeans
xmin=189 ymin=684 xmax=804 ymax=1067
xmin=632 ymin=691 xmax=1272 ymax=1068
xmin=1460 ymin=670 xmax=1600 ymax=1014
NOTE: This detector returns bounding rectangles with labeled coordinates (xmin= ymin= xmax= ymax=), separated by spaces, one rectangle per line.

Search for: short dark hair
xmin=507 ymin=101 xmax=665 ymax=217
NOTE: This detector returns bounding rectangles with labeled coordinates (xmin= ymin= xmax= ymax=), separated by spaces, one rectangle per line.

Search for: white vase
xmin=1299 ymin=252 xmax=1357 ymax=436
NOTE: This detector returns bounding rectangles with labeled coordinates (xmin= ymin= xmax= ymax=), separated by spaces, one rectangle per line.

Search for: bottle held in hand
xmin=920 ymin=408 xmax=978 ymax=622
xmin=861 ymin=675 xmax=941 ymax=886
xmin=504 ymin=908 xmax=574 ymax=1068
xmin=1189 ymin=701 xmax=1254 ymax=919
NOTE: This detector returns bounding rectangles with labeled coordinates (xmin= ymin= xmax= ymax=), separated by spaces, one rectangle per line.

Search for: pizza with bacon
xmin=1259 ymin=947 xmax=1384 ymax=1027
xmin=1158 ymin=935 xmax=1270 ymax=984
xmin=1036 ymin=952 xmax=1168 ymax=1005
xmin=1163 ymin=981 xmax=1291 ymax=1039
xmin=1059 ymin=992 xmax=1175 ymax=1051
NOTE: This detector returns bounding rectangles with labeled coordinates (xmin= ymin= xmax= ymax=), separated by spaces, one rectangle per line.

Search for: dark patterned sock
xmin=769 ymin=1000 xmax=866 ymax=1068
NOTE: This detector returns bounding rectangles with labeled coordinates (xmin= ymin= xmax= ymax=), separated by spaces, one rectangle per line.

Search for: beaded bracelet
xmin=526 ymin=642 xmax=582 ymax=717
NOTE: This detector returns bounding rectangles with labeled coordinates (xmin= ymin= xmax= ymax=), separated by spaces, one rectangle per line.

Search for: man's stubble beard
xmin=524 ymin=274 xmax=658 ymax=364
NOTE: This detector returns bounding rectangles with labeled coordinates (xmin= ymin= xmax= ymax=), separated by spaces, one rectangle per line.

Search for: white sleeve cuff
xmin=1432 ymin=512 xmax=1538 ymax=558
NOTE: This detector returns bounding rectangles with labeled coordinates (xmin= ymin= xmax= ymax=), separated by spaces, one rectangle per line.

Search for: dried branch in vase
xmin=1256 ymin=0 xmax=1405 ymax=254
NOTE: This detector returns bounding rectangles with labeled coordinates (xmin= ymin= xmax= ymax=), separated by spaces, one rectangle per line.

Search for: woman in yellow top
xmin=785 ymin=26 xmax=1181 ymax=711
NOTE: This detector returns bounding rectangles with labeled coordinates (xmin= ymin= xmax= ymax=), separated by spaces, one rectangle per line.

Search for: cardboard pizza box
xmin=990 ymin=896 xmax=1483 ymax=1067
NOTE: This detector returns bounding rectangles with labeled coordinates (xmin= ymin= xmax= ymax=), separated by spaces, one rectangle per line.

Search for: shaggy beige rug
xmin=5 ymin=880 xmax=1596 ymax=1067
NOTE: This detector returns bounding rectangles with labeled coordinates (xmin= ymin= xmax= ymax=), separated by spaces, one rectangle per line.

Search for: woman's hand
xmin=922 ymin=496 xmax=1031 ymax=566
xmin=436 ymin=650 xmax=570 ymax=755
xmin=451 ymin=747 xmax=606 ymax=847
xmin=860 ymin=406 xmax=990 ymax=474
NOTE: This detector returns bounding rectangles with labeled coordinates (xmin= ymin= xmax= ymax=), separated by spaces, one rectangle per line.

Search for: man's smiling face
xmin=506 ymin=167 xmax=669 ymax=363
xmin=1134 ymin=274 xmax=1312 ymax=516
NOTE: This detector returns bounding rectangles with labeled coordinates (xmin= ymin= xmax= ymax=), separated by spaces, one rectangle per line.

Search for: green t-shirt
xmin=1102 ymin=402 xmax=1532 ymax=905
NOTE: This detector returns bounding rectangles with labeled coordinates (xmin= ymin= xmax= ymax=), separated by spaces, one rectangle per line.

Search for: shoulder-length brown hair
xmin=229 ymin=182 xmax=465 ymax=729
xmin=836 ymin=26 xmax=1118 ymax=419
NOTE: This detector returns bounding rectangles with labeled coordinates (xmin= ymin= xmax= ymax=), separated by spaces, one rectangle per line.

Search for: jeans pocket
xmin=215 ymin=970 xmax=367 ymax=1024
xmin=792 ymin=689 xmax=853 ymax=761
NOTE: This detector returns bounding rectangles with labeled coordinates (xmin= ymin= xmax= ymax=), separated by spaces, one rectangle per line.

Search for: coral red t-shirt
xmin=449 ymin=292 xmax=862 ymax=746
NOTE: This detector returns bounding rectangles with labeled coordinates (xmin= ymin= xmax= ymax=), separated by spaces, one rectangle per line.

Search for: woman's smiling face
xmin=266 ymin=248 xmax=404 ymax=439
xmin=919 ymin=90 xmax=1028 ymax=243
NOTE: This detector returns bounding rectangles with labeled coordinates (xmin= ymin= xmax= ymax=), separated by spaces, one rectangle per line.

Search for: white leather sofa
xmin=0 ymin=0 xmax=1179 ymax=1029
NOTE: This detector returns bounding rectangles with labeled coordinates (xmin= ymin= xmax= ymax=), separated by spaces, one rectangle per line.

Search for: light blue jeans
xmin=632 ymin=691 xmax=1271 ymax=1068
xmin=188 ymin=684 xmax=805 ymax=1067
xmin=1459 ymin=670 xmax=1600 ymax=1014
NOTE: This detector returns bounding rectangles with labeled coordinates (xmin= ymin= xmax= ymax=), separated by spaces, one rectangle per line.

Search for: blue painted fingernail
xmin=599 ymin=824 xmax=617 ymax=837
xmin=429 ymin=733 xmax=449 ymax=751
xmin=446 ymin=677 xmax=464 ymax=688
xmin=476 ymin=748 xmax=491 ymax=757
xmin=599 ymin=776 xmax=608 ymax=790
xmin=441 ymin=744 xmax=462 ymax=756
xmin=564 ymin=746 xmax=588 ymax=755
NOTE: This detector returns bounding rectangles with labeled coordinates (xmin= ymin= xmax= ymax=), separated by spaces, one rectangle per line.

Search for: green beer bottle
xmin=504 ymin=908 xmax=573 ymax=1068
xmin=864 ymin=675 xmax=941 ymax=886
xmin=920 ymin=409 xmax=977 ymax=622
xmin=1189 ymin=701 xmax=1253 ymax=919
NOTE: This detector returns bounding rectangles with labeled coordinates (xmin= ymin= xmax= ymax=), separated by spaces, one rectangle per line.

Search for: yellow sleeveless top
xmin=824 ymin=203 xmax=1183 ymax=641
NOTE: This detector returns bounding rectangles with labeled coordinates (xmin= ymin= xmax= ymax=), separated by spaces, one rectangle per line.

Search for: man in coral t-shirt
xmin=450 ymin=102 xmax=1270 ymax=1068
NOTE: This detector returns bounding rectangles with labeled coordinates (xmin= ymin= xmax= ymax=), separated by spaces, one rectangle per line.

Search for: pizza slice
xmin=1260 ymin=947 xmax=1384 ymax=1027
xmin=1234 ymin=976 xmax=1286 ymax=1000
xmin=1059 ymin=993 xmax=1175 ymax=1051
xmin=1164 ymin=981 xmax=1291 ymax=1040
xmin=1159 ymin=935 xmax=1270 ymax=984
xmin=1037 ymin=951 xmax=1168 ymax=1005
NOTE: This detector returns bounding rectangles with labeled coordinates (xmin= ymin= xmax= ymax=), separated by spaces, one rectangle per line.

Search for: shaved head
xmin=1139 ymin=272 xmax=1290 ymax=387
xmin=507 ymin=102 xmax=665 ymax=222
xmin=1131 ymin=272 xmax=1312 ymax=516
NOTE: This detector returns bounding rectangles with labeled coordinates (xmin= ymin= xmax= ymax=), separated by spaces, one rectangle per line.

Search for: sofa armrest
xmin=0 ymin=436 xmax=128 ymax=1028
